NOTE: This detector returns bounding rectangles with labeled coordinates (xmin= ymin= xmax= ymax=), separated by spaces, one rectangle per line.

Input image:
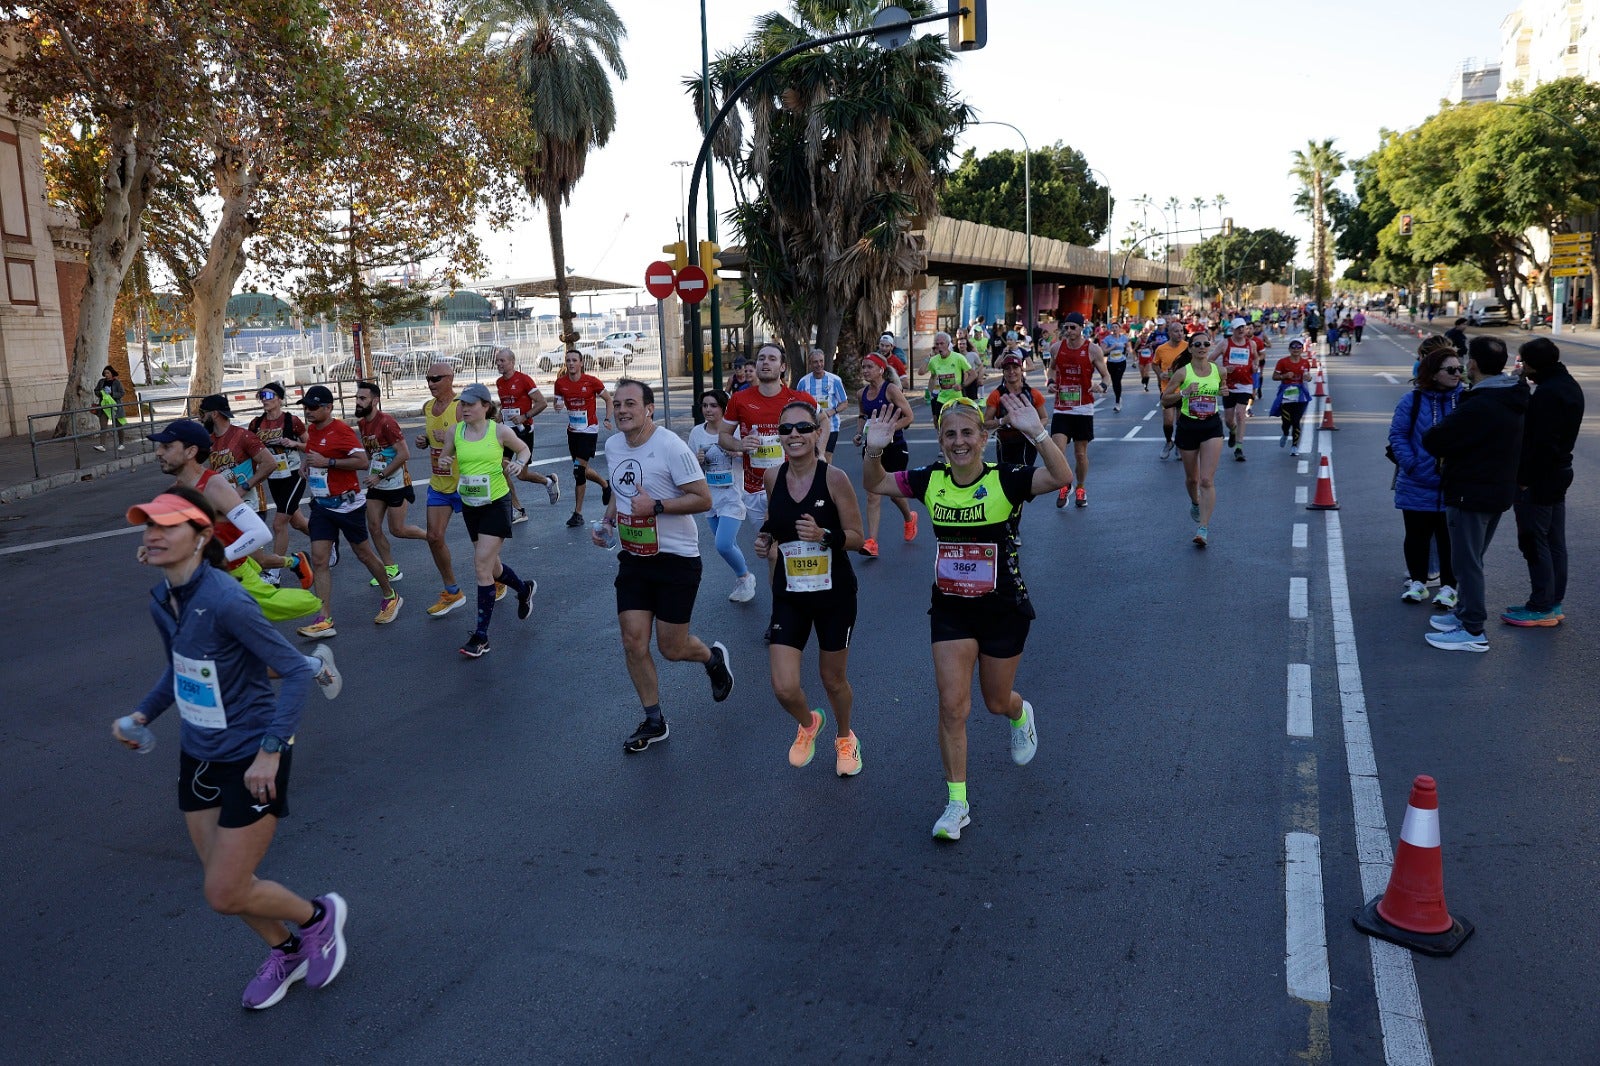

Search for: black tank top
xmin=766 ymin=460 xmax=856 ymax=595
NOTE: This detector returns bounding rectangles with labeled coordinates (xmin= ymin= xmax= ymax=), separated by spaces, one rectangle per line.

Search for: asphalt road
xmin=1 ymin=321 xmax=1596 ymax=1064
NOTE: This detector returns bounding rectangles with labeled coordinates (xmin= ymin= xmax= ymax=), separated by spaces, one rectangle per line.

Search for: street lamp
xmin=1088 ymin=167 xmax=1112 ymax=323
xmin=1136 ymin=195 xmax=1172 ymax=311
xmin=671 ymin=160 xmax=691 ymax=242
xmin=967 ymin=120 xmax=1032 ymax=333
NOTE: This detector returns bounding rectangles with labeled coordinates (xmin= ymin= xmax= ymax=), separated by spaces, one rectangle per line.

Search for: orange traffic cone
xmin=1313 ymin=370 xmax=1327 ymax=398
xmin=1320 ymin=399 xmax=1339 ymax=431
xmin=1353 ymin=775 xmax=1474 ymax=956
xmin=1307 ymin=455 xmax=1339 ymax=510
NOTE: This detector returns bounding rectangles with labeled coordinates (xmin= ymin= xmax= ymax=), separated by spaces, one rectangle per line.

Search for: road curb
xmin=0 ymin=451 xmax=159 ymax=505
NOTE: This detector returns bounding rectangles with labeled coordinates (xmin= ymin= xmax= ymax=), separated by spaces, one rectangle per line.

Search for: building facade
xmin=1500 ymin=0 xmax=1600 ymax=93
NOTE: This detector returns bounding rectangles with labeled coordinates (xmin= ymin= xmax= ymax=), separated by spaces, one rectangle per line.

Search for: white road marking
xmin=1285 ymin=831 xmax=1331 ymax=1003
xmin=1326 ymin=501 xmax=1435 ymax=1064
xmin=1287 ymin=663 xmax=1313 ymax=737
xmin=1143 ymin=409 xmax=1158 ymax=421
xmin=1289 ymin=576 xmax=1308 ymax=619
xmin=1292 ymin=523 xmax=1308 ymax=548
xmin=1298 ymin=461 xmax=1310 ymax=475
xmin=0 ymin=526 xmax=142 ymax=556
xmin=1122 ymin=426 xmax=1141 ymax=440
xmin=1295 ymin=485 xmax=1309 ymax=505
xmin=1376 ymin=373 xmax=1400 ymax=385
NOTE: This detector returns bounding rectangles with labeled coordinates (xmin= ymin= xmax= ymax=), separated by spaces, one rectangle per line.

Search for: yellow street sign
xmin=1551 ymin=231 xmax=1591 ymax=246
xmin=1549 ymin=254 xmax=1591 ymax=267
xmin=1550 ymin=265 xmax=1590 ymax=277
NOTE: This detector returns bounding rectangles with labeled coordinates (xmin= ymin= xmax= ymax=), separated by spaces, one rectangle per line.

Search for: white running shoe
xmin=311 ymin=644 xmax=342 ymax=700
xmin=1009 ymin=700 xmax=1038 ymax=765
xmin=1401 ymin=580 xmax=1427 ymax=603
xmin=932 ymin=801 xmax=971 ymax=840
xmin=545 ymin=477 xmax=562 ymax=505
xmin=1433 ymin=585 xmax=1458 ymax=609
xmin=728 ymin=573 xmax=758 ymax=603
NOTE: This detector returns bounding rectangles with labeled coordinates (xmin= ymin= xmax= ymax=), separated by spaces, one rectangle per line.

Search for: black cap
xmin=147 ymin=419 xmax=211 ymax=449
xmin=299 ymin=385 xmax=335 ymax=408
xmin=198 ymin=394 xmax=232 ymax=416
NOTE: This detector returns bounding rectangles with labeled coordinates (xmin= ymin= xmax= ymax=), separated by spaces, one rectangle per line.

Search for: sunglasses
xmin=778 ymin=421 xmax=818 ymax=435
xmin=937 ymin=396 xmax=984 ymax=425
xmin=426 ymin=374 xmax=448 ymax=383
xmin=1440 ymin=366 xmax=1463 ymax=375
xmin=258 ymin=390 xmax=278 ymax=400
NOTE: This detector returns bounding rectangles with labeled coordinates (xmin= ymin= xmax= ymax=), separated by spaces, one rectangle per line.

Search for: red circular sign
xmin=675 ymin=264 xmax=710 ymax=304
xmin=644 ymin=261 xmax=676 ymax=300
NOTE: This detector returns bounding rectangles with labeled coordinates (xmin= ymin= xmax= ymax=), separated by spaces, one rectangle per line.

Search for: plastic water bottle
xmin=591 ymin=519 xmax=616 ymax=550
xmin=117 ymin=715 xmax=155 ymax=754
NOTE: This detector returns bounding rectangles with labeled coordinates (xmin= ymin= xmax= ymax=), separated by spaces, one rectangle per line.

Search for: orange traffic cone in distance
xmin=1353 ymin=775 xmax=1474 ymax=957
xmin=1314 ymin=370 xmax=1327 ymax=397
xmin=1307 ymin=455 xmax=1339 ymax=510
xmin=1320 ymin=399 xmax=1339 ymax=430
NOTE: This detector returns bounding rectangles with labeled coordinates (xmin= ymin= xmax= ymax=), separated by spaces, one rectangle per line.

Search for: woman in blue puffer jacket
xmin=1390 ymin=338 xmax=1466 ymax=607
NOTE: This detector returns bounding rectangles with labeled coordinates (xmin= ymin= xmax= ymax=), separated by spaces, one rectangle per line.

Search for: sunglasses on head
xmin=426 ymin=374 xmax=447 ymax=383
xmin=778 ymin=421 xmax=817 ymax=435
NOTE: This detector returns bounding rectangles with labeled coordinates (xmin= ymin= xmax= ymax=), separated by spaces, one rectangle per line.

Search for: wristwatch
xmin=260 ymin=735 xmax=288 ymax=754
xmin=653 ymin=500 xmax=665 ymax=517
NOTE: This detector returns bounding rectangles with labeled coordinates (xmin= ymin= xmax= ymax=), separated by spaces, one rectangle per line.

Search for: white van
xmin=1465 ymin=298 xmax=1510 ymax=326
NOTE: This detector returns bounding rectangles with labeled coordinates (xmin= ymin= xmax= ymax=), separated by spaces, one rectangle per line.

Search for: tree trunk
xmin=54 ymin=116 xmax=161 ymax=437
xmin=546 ymin=195 xmax=576 ymax=344
xmin=188 ymin=148 xmax=262 ymax=400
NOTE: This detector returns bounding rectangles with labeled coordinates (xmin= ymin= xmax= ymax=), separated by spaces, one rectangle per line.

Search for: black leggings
xmin=1108 ymin=360 xmax=1127 ymax=403
xmin=1402 ymin=509 xmax=1455 ymax=586
xmin=1280 ymin=401 xmax=1308 ymax=443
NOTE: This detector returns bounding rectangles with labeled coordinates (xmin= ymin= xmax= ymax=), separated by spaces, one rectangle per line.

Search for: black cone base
xmin=1352 ymin=896 xmax=1474 ymax=957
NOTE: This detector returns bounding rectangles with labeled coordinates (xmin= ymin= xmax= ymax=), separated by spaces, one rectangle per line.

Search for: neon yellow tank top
xmin=424 ymin=399 xmax=460 ymax=493
xmin=1180 ymin=362 xmax=1221 ymax=420
xmin=453 ymin=420 xmax=509 ymax=506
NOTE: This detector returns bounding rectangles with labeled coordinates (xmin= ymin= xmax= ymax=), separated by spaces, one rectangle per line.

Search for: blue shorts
xmin=426 ymin=486 xmax=463 ymax=512
xmin=308 ymin=503 xmax=370 ymax=545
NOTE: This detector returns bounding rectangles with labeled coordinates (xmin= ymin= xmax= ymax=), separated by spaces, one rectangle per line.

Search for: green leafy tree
xmin=1289 ymin=139 xmax=1345 ymax=301
xmin=940 ymin=142 xmax=1111 ymax=245
xmin=1183 ymin=228 xmax=1299 ymax=303
xmin=462 ymin=0 xmax=628 ymax=349
xmin=700 ymin=0 xmax=970 ymax=377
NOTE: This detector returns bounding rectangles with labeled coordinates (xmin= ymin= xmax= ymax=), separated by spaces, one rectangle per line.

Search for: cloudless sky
xmin=470 ymin=0 xmax=1516 ymax=304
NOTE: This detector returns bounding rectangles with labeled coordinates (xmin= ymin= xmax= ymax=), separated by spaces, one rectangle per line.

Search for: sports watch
xmin=260 ymin=735 xmax=288 ymax=754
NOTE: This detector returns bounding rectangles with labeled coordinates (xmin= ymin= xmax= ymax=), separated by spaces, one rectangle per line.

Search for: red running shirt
xmin=553 ymin=374 xmax=605 ymax=433
xmin=721 ymin=386 xmax=817 ymax=493
xmin=496 ymin=372 xmax=538 ymax=425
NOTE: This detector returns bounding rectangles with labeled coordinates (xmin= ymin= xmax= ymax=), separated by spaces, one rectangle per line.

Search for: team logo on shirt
xmin=612 ymin=458 xmax=643 ymax=498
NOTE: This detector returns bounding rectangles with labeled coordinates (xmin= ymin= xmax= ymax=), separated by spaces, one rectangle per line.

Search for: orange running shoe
xmin=860 ymin=538 xmax=879 ymax=558
xmin=835 ymin=732 xmax=862 ymax=777
xmin=788 ymin=708 xmax=826 ymax=767
xmin=903 ymin=513 xmax=918 ymax=542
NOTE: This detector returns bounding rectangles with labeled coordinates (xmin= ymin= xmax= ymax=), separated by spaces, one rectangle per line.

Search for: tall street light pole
xmin=968 ymin=120 xmax=1032 ymax=333
xmin=1088 ymin=167 xmax=1112 ymax=323
xmin=1136 ymin=195 xmax=1172 ymax=313
xmin=671 ymin=160 xmax=691 ymax=242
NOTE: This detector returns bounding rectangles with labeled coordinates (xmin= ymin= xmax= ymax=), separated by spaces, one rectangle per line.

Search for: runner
xmin=923 ymin=331 xmax=977 ymax=426
xmin=1270 ymin=338 xmax=1313 ymax=456
xmin=437 ymin=383 xmax=536 ymax=658
xmin=492 ymin=346 xmax=560 ymax=522
xmin=983 ymin=354 xmax=1048 ymax=465
xmin=1137 ymin=334 xmax=1156 ymax=392
xmin=1100 ymin=321 xmax=1129 ymax=411
xmin=850 ymin=352 xmax=915 ymax=557
xmin=114 ymin=485 xmax=348 ymax=1010
xmin=247 ymin=383 xmax=310 ymax=566
xmin=293 ymin=385 xmax=402 ymax=638
xmin=688 ymin=390 xmax=757 ymax=603
xmin=355 ymin=379 xmax=428 ymax=589
xmin=1220 ymin=318 xmax=1258 ymax=461
xmin=860 ymin=394 xmax=1069 ymax=840
xmin=1162 ymin=332 xmax=1224 ymax=546
xmin=197 ymin=394 xmax=275 ymax=521
xmin=551 ymin=349 xmax=613 ymax=528
xmin=414 ymin=361 xmax=468 ymax=618
xmin=751 ymin=400 xmax=865 ymax=776
xmin=592 ymin=379 xmax=734 ymax=752
xmin=955 ymin=332 xmax=984 ymax=400
xmin=876 ymin=332 xmax=910 ymax=389
xmin=797 ymin=347 xmax=850 ymax=462
xmin=1045 ymin=312 xmax=1110 ymax=507
xmin=720 ymin=344 xmax=820 ymax=533
xmin=1150 ymin=324 xmax=1187 ymax=460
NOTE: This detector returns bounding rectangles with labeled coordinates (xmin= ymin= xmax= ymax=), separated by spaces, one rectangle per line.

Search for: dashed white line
xmin=1122 ymin=426 xmax=1142 ymax=440
xmin=1292 ymin=523 xmax=1308 ymax=549
xmin=1143 ymin=409 xmax=1158 ymax=421
xmin=1298 ymin=461 xmax=1310 ymax=475
xmin=1285 ymin=831 xmax=1332 ymax=1003
xmin=1287 ymin=663 xmax=1313 ymax=737
xmin=1289 ymin=577 xmax=1308 ymax=619
xmin=1295 ymin=485 xmax=1309 ymax=505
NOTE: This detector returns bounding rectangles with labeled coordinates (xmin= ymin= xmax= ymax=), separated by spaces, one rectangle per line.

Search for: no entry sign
xmin=644 ymin=261 xmax=676 ymax=300
xmin=675 ymin=265 xmax=709 ymax=304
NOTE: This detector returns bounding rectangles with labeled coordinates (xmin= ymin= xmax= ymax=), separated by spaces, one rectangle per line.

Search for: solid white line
xmin=1298 ymin=461 xmax=1310 ymax=475
xmin=1292 ymin=523 xmax=1308 ymax=549
xmin=0 ymin=526 xmax=142 ymax=557
xmin=1289 ymin=576 xmax=1308 ymax=619
xmin=1287 ymin=663 xmax=1313 ymax=737
xmin=1122 ymin=426 xmax=1141 ymax=440
xmin=1326 ymin=501 xmax=1434 ymax=1065
xmin=1295 ymin=485 xmax=1309 ymax=505
xmin=1285 ymin=831 xmax=1332 ymax=1003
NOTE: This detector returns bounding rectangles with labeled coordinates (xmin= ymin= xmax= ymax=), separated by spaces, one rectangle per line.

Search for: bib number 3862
xmin=935 ymin=541 xmax=998 ymax=597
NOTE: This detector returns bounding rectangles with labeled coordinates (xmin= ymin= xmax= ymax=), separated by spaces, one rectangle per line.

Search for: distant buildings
xmin=1445 ymin=59 xmax=1501 ymax=103
xmin=1499 ymin=0 xmax=1600 ymax=93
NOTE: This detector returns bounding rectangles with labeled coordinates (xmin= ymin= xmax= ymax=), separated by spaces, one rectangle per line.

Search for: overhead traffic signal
xmin=1399 ymin=214 xmax=1413 ymax=237
xmin=663 ymin=240 xmax=689 ymax=271
xmin=698 ymin=240 xmax=723 ymax=287
xmin=1222 ymin=217 xmax=1234 ymax=237
xmin=947 ymin=0 xmax=986 ymax=51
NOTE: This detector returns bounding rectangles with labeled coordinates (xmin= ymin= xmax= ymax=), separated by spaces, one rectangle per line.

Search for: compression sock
xmin=643 ymin=702 xmax=664 ymax=725
xmin=475 ymin=584 xmax=495 ymax=637
xmin=947 ymin=781 xmax=967 ymax=806
xmin=496 ymin=563 xmax=526 ymax=594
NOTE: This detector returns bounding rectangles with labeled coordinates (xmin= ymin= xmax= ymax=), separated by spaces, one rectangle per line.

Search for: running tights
xmin=1108 ymin=360 xmax=1127 ymax=403
xmin=1280 ymin=401 xmax=1308 ymax=444
xmin=1401 ymin=510 xmax=1455 ymax=587
xmin=706 ymin=514 xmax=748 ymax=578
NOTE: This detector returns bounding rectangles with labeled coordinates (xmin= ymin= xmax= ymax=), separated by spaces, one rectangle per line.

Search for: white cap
xmin=1230 ymin=317 xmax=1248 ymax=329
xmin=879 ymin=332 xmax=896 ymax=343
xmin=1155 ymin=317 xmax=1166 ymax=325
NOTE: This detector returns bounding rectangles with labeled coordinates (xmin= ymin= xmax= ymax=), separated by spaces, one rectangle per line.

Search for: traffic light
xmin=947 ymin=0 xmax=986 ymax=51
xmin=698 ymin=240 xmax=723 ymax=287
xmin=663 ymin=240 xmax=689 ymax=271
xmin=1399 ymin=214 xmax=1413 ymax=237
xmin=1222 ymin=217 xmax=1233 ymax=237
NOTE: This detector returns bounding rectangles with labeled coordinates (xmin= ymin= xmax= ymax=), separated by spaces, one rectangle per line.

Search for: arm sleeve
xmin=221 ymin=592 xmax=312 ymax=740
xmin=222 ymin=502 xmax=273 ymax=562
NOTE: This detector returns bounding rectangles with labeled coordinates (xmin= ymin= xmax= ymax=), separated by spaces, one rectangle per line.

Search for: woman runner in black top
xmin=754 ymin=400 xmax=866 ymax=776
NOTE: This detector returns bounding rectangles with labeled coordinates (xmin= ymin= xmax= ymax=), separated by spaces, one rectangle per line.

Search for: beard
xmin=355 ymin=402 xmax=373 ymax=419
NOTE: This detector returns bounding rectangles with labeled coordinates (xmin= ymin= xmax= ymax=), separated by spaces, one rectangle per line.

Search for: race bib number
xmin=938 ymin=373 xmax=958 ymax=390
xmin=706 ymin=469 xmax=734 ymax=488
xmin=1138 ymin=349 xmax=1153 ymax=361
xmin=935 ymin=541 xmax=998 ymax=598
xmin=372 ymin=448 xmax=405 ymax=491
xmin=780 ymin=540 xmax=833 ymax=592
xmin=1054 ymin=386 xmax=1082 ymax=412
xmin=458 ymin=473 xmax=492 ymax=506
xmin=1282 ymin=386 xmax=1302 ymax=403
xmin=501 ymin=408 xmax=523 ymax=427
xmin=1228 ymin=350 xmax=1250 ymax=366
xmin=1188 ymin=394 xmax=1218 ymax=418
xmin=273 ymin=454 xmax=290 ymax=476
xmin=617 ymin=512 xmax=659 ymax=556
xmin=568 ymin=411 xmax=590 ymax=432
xmin=173 ymin=652 xmax=227 ymax=730
xmin=751 ymin=434 xmax=784 ymax=469
xmin=429 ymin=440 xmax=451 ymax=478
xmin=307 ymin=465 xmax=330 ymax=498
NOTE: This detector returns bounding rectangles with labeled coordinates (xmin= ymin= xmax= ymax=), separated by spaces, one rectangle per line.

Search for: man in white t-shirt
xmin=797 ymin=347 xmax=849 ymax=461
xmin=595 ymin=378 xmax=735 ymax=753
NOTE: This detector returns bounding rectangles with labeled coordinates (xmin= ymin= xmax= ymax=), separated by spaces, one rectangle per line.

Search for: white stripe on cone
xmin=1398 ymin=804 xmax=1441 ymax=849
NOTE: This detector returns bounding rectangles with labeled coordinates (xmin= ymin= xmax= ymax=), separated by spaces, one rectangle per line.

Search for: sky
xmin=467 ymin=0 xmax=1519 ymax=308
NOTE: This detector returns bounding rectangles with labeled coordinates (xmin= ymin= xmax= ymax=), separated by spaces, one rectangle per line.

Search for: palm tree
xmin=1190 ymin=196 xmax=1206 ymax=236
xmin=465 ymin=0 xmax=627 ymax=347
xmin=1288 ymin=140 xmax=1345 ymax=301
xmin=1213 ymin=193 xmax=1229 ymax=233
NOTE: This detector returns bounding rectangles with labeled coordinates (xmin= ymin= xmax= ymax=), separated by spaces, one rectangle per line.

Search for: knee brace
xmin=572 ymin=459 xmax=586 ymax=485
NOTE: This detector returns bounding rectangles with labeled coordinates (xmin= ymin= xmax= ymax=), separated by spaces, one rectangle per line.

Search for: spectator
xmin=1503 ymin=338 xmax=1585 ymax=627
xmin=1420 ymin=335 xmax=1529 ymax=652
xmin=1444 ymin=318 xmax=1468 ymax=357
xmin=1389 ymin=340 xmax=1465 ymax=608
xmin=92 ymin=365 xmax=127 ymax=452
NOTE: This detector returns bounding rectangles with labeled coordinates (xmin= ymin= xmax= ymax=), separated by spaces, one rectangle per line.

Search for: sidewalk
xmin=1377 ymin=312 xmax=1600 ymax=354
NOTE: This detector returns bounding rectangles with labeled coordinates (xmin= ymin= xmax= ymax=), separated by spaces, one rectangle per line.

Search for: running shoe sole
xmin=459 ymin=637 xmax=491 ymax=658
xmin=624 ymin=720 xmax=669 ymax=752
xmin=428 ymin=595 xmax=466 ymax=618
xmin=312 ymin=645 xmax=341 ymax=700
xmin=303 ymin=892 xmax=348 ymax=989
xmin=708 ymin=640 xmax=734 ymax=702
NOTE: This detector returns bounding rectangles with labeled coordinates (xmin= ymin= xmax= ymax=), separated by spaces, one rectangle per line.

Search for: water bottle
xmin=591 ymin=519 xmax=616 ymax=549
xmin=117 ymin=715 xmax=155 ymax=754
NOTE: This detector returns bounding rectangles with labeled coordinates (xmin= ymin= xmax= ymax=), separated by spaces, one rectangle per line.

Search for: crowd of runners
xmin=114 ymin=311 xmax=1359 ymax=1011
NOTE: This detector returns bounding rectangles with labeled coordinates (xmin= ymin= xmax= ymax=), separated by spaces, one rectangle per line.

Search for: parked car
xmin=1466 ymin=299 xmax=1510 ymax=326
xmin=396 ymin=348 xmax=459 ymax=375
xmin=537 ymin=342 xmax=603 ymax=373
xmin=454 ymin=343 xmax=500 ymax=372
xmin=599 ymin=331 xmax=647 ymax=362
xmin=327 ymin=350 xmax=404 ymax=380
